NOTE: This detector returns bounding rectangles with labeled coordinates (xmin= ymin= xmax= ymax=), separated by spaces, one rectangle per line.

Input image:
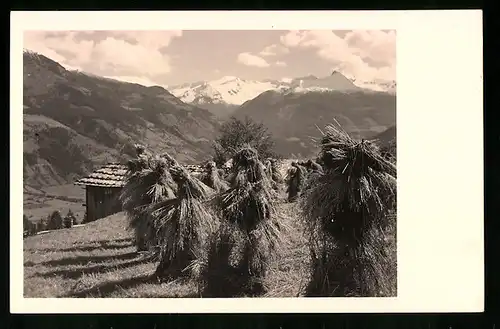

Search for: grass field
xmin=23 ymin=200 xmax=311 ymax=298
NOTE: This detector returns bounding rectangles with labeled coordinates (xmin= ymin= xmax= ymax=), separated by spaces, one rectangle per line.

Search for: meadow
xmin=23 ymin=195 xmax=312 ymax=298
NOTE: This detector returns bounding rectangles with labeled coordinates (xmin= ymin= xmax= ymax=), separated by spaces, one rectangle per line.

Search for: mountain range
xmin=23 ymin=51 xmax=219 ymax=188
xmin=170 ymin=71 xmax=396 ymax=117
xmin=22 ymin=51 xmax=396 ymax=189
xmin=233 ymin=88 xmax=396 ymax=157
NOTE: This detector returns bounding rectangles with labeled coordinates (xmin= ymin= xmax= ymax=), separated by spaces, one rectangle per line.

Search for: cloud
xmin=279 ymin=30 xmax=396 ymax=82
xmin=275 ymin=61 xmax=287 ymax=67
xmin=237 ymin=52 xmax=270 ymax=68
xmin=103 ymin=75 xmax=160 ymax=87
xmin=23 ymin=31 xmax=183 ymax=82
xmin=23 ymin=31 xmax=94 ymax=71
xmin=105 ymin=30 xmax=182 ymax=50
xmin=280 ymin=30 xmax=304 ymax=48
xmin=91 ymin=37 xmax=173 ymax=76
xmin=259 ymin=44 xmax=290 ymax=57
xmin=344 ymin=30 xmax=396 ymax=66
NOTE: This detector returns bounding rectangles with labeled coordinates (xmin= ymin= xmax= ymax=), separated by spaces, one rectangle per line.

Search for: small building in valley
xmin=74 ymin=163 xmax=129 ymax=223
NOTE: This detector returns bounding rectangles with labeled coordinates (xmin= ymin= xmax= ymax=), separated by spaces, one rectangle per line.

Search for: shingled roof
xmin=74 ymin=162 xmax=211 ymax=188
xmin=74 ymin=163 xmax=129 ymax=188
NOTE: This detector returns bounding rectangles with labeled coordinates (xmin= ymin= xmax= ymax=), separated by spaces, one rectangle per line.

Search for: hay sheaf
xmin=300 ymin=122 xmax=397 ymax=297
xmin=119 ymin=149 xmax=178 ymax=251
xmin=286 ymin=162 xmax=307 ymax=203
xmin=200 ymin=161 xmax=230 ymax=193
xmin=200 ymin=147 xmax=283 ymax=296
xmin=147 ymin=165 xmax=218 ymax=280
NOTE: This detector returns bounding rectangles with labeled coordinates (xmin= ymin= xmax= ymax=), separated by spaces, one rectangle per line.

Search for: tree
xmin=212 ymin=116 xmax=278 ymax=166
xmin=64 ymin=209 xmax=76 ymax=228
xmin=39 ymin=216 xmax=48 ymax=231
xmin=23 ymin=215 xmax=35 ymax=236
xmin=47 ymin=210 xmax=64 ymax=230
xmin=23 ymin=214 xmax=30 ymax=230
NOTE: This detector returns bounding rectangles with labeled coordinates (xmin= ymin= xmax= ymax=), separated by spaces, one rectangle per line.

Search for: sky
xmin=23 ymin=30 xmax=396 ymax=87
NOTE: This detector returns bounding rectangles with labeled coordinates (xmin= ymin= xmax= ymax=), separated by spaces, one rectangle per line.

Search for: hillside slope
xmin=373 ymin=125 xmax=396 ymax=145
xmin=23 ymin=51 xmax=220 ymax=188
xmin=233 ymin=89 xmax=396 ymax=157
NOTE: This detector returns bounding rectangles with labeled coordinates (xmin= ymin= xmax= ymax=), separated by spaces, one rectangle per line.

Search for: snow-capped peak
xmin=170 ymin=72 xmax=396 ymax=106
xmin=170 ymin=77 xmax=288 ymax=106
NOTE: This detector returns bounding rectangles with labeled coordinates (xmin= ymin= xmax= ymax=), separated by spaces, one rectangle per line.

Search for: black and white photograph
xmin=12 ymin=10 xmax=483 ymax=313
xmin=22 ymin=28 xmax=397 ymax=298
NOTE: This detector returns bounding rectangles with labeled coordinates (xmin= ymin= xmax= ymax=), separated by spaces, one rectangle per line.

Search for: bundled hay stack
xmin=147 ymin=164 xmax=218 ymax=280
xmin=300 ymin=123 xmax=397 ymax=297
xmin=120 ymin=146 xmax=178 ymax=252
xmin=200 ymin=161 xmax=229 ymax=193
xmin=305 ymin=159 xmax=323 ymax=174
xmin=264 ymin=159 xmax=273 ymax=180
xmin=160 ymin=151 xmax=179 ymax=167
xmin=270 ymin=158 xmax=283 ymax=184
xmin=302 ymin=159 xmax=324 ymax=192
xmin=200 ymin=147 xmax=282 ymax=296
xmin=265 ymin=158 xmax=283 ymax=192
xmin=286 ymin=162 xmax=307 ymax=202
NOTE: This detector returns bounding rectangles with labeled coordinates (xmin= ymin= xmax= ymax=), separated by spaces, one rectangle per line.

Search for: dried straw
xmin=300 ymin=122 xmax=397 ymax=297
xmin=146 ymin=164 xmax=218 ymax=280
xmin=120 ymin=150 xmax=178 ymax=251
xmin=286 ymin=162 xmax=307 ymax=202
xmin=200 ymin=161 xmax=229 ymax=193
xmin=200 ymin=146 xmax=282 ymax=296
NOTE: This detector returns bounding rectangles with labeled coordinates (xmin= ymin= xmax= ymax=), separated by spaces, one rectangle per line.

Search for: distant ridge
xmin=23 ymin=51 xmax=220 ymax=188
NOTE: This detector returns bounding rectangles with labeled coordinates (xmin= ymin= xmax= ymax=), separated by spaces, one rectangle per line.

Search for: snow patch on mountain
xmin=171 ymin=72 xmax=396 ymax=106
xmin=170 ymin=76 xmax=289 ymax=106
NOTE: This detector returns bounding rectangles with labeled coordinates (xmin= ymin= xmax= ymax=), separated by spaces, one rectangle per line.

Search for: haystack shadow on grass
xmin=29 ymin=237 xmax=134 ymax=253
xmin=68 ymin=274 xmax=159 ymax=297
xmin=69 ymin=273 xmax=200 ymax=298
xmin=199 ymin=233 xmax=266 ymax=297
xmin=32 ymin=251 xmax=141 ymax=268
xmin=37 ymin=255 xmax=155 ymax=280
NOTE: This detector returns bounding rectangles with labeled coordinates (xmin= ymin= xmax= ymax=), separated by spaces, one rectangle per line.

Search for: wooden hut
xmin=74 ymin=163 xmax=128 ymax=223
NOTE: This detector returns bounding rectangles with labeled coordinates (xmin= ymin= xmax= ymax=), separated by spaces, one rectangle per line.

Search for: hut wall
xmin=86 ymin=187 xmax=96 ymax=223
xmin=86 ymin=186 xmax=123 ymax=222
